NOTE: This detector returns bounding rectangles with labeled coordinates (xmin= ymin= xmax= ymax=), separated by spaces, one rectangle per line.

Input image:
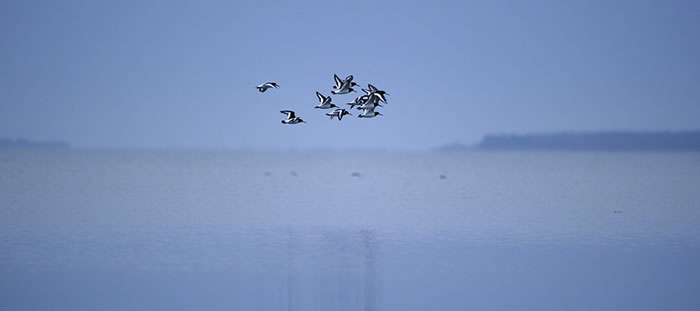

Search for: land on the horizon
xmin=0 ymin=137 xmax=70 ymax=150
xmin=438 ymin=130 xmax=700 ymax=151
xmin=4 ymin=130 xmax=700 ymax=152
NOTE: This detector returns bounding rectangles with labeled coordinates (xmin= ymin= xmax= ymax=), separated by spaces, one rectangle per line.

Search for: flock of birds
xmin=255 ymin=78 xmax=450 ymax=180
xmin=256 ymin=74 xmax=389 ymax=124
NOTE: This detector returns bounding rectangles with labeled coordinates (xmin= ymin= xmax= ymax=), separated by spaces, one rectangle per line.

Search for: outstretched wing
xmin=344 ymin=75 xmax=354 ymax=83
xmin=365 ymin=94 xmax=379 ymax=105
xmin=357 ymin=96 xmax=367 ymax=106
xmin=337 ymin=80 xmax=352 ymax=91
xmin=316 ymin=91 xmax=326 ymax=103
xmin=368 ymin=84 xmax=379 ymax=93
xmin=280 ymin=110 xmax=296 ymax=119
xmin=373 ymin=92 xmax=387 ymax=103
xmin=267 ymin=82 xmax=279 ymax=88
xmin=333 ymin=74 xmax=342 ymax=88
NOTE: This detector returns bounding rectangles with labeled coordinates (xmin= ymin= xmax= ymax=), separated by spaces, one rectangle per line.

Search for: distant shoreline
xmin=438 ymin=130 xmax=700 ymax=151
xmin=3 ymin=131 xmax=700 ymax=152
xmin=0 ymin=137 xmax=70 ymax=150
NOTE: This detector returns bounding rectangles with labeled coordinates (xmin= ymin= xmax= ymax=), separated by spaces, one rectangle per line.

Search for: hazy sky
xmin=1 ymin=0 xmax=698 ymax=150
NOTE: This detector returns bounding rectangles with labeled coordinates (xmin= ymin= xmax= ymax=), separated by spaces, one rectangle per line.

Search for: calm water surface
xmin=1 ymin=150 xmax=699 ymax=310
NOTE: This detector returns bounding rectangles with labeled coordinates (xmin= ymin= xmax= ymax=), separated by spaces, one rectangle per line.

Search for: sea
xmin=1 ymin=150 xmax=699 ymax=310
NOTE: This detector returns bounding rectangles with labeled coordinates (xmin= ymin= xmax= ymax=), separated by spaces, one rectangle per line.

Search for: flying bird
xmin=358 ymin=93 xmax=379 ymax=107
xmin=256 ymin=82 xmax=279 ymax=93
xmin=331 ymin=80 xmax=356 ymax=95
xmin=326 ymin=108 xmax=352 ymax=121
xmin=362 ymin=84 xmax=388 ymax=103
xmin=333 ymin=74 xmax=358 ymax=89
xmin=357 ymin=101 xmax=383 ymax=111
xmin=280 ymin=110 xmax=306 ymax=124
xmin=347 ymin=95 xmax=369 ymax=109
xmin=358 ymin=106 xmax=382 ymax=118
xmin=314 ymin=92 xmax=337 ymax=109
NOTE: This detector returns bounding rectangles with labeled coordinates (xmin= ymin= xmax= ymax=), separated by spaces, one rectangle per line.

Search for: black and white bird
xmin=314 ymin=92 xmax=337 ymax=109
xmin=331 ymin=80 xmax=356 ymax=95
xmin=358 ymin=106 xmax=382 ymax=118
xmin=333 ymin=74 xmax=358 ymax=89
xmin=362 ymin=93 xmax=379 ymax=106
xmin=362 ymin=84 xmax=388 ymax=103
xmin=347 ymin=95 xmax=369 ymax=109
xmin=326 ymin=108 xmax=352 ymax=121
xmin=280 ymin=110 xmax=306 ymax=124
xmin=256 ymin=82 xmax=279 ymax=93
xmin=332 ymin=74 xmax=344 ymax=89
xmin=357 ymin=101 xmax=383 ymax=111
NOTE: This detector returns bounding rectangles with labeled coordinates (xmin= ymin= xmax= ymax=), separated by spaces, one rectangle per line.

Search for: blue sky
xmin=1 ymin=0 xmax=698 ymax=150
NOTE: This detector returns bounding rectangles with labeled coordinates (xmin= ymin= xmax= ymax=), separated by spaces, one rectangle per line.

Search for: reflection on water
xmin=362 ymin=230 xmax=377 ymax=311
xmin=282 ymin=228 xmax=379 ymax=311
